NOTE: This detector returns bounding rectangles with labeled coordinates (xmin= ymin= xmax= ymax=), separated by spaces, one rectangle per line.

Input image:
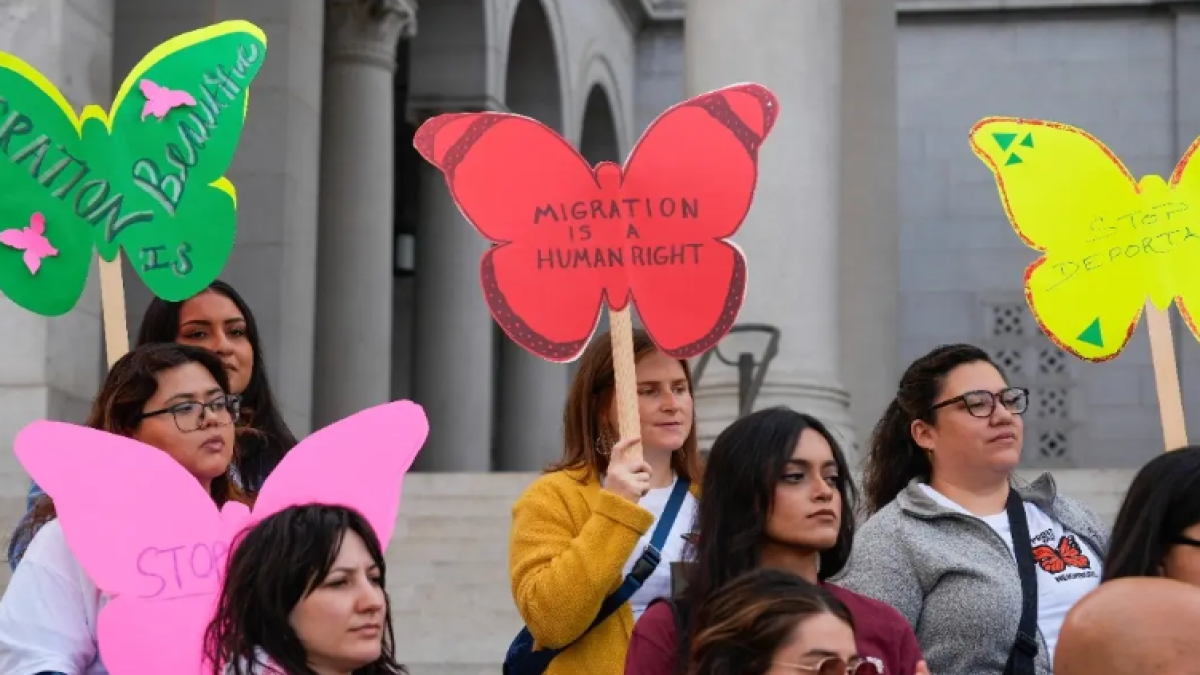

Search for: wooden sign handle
xmin=1145 ymin=301 xmax=1188 ymax=451
xmin=608 ymin=305 xmax=643 ymax=463
xmin=98 ymin=257 xmax=130 ymax=368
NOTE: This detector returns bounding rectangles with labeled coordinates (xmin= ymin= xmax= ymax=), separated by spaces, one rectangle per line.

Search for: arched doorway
xmin=580 ymin=84 xmax=620 ymax=164
xmin=494 ymin=0 xmax=568 ymax=471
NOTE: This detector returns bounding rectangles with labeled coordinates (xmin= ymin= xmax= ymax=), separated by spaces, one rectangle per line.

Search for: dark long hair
xmin=548 ymin=328 xmax=703 ymax=484
xmin=689 ymin=568 xmax=853 ymax=675
xmin=678 ymin=408 xmax=855 ymax=672
xmin=863 ymin=343 xmax=998 ymax=514
xmin=205 ymin=504 xmax=407 ymax=675
xmin=10 ymin=343 xmax=245 ymax=554
xmin=137 ymin=280 xmax=296 ymax=489
xmin=1104 ymin=446 xmax=1200 ymax=581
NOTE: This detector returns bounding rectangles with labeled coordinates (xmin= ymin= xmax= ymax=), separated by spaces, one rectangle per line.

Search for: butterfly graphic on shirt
xmin=1031 ymin=534 xmax=1091 ymax=574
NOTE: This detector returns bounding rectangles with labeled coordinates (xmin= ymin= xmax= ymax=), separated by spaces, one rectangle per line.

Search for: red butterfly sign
xmin=414 ymin=83 xmax=779 ymax=362
xmin=1032 ymin=534 xmax=1091 ymax=575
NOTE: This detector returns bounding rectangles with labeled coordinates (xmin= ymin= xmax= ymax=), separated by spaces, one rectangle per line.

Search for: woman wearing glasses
xmin=688 ymin=568 xmax=877 ymax=675
xmin=9 ymin=280 xmax=297 ymax=569
xmin=0 ymin=343 xmax=246 ymax=675
xmin=1104 ymin=446 xmax=1200 ymax=585
xmin=835 ymin=344 xmax=1108 ymax=675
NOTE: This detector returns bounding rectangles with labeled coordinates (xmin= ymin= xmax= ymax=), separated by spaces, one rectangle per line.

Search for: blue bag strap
xmin=584 ymin=477 xmax=690 ymax=630
xmin=504 ymin=479 xmax=692 ymax=674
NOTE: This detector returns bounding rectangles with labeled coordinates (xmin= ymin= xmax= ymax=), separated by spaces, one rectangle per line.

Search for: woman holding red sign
xmin=504 ymin=329 xmax=702 ymax=675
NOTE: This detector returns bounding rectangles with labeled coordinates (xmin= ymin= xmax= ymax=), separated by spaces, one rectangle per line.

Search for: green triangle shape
xmin=1020 ymin=133 xmax=1034 ymax=148
xmin=993 ymin=132 xmax=1018 ymax=151
xmin=1006 ymin=152 xmax=1024 ymax=166
xmin=1077 ymin=318 xmax=1103 ymax=348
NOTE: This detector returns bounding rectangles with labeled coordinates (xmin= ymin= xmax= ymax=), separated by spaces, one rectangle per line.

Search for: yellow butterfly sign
xmin=969 ymin=117 xmax=1200 ymax=362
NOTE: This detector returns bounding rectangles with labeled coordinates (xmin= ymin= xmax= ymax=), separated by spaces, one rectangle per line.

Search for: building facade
xmin=0 ymin=0 xmax=1194 ymax=513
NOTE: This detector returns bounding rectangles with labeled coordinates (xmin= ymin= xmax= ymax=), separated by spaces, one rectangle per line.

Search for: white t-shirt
xmin=618 ymin=477 xmax=697 ymax=621
xmin=0 ymin=519 xmax=109 ymax=675
xmin=920 ymin=484 xmax=1101 ymax=661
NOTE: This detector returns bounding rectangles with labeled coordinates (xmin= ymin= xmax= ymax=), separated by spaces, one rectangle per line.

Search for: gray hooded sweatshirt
xmin=834 ymin=474 xmax=1109 ymax=675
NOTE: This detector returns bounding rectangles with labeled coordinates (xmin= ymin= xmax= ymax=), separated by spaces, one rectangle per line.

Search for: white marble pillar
xmin=0 ymin=0 xmax=111 ymax=588
xmin=838 ymin=0 xmax=899 ymax=460
xmin=313 ymin=0 xmax=416 ymax=429
xmin=496 ymin=346 xmax=566 ymax=470
xmin=411 ymin=164 xmax=494 ymax=472
xmin=685 ymin=0 xmax=855 ymax=446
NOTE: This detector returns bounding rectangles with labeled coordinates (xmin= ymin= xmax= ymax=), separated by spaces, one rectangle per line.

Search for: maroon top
xmin=625 ymin=582 xmax=924 ymax=675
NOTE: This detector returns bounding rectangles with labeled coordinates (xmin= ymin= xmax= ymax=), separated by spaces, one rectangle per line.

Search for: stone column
xmin=410 ymin=163 xmax=494 ymax=472
xmin=838 ymin=0 xmax=899 ymax=460
xmin=0 ymin=0 xmax=111 ymax=584
xmin=313 ymin=0 xmax=416 ymax=429
xmin=685 ymin=0 xmax=855 ymax=446
xmin=496 ymin=347 xmax=566 ymax=470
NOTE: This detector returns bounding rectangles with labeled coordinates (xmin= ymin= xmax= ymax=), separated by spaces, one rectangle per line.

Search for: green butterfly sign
xmin=0 ymin=20 xmax=265 ymax=316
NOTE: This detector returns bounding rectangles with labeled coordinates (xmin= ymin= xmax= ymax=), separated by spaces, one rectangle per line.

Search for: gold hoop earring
xmin=595 ymin=428 xmax=615 ymax=456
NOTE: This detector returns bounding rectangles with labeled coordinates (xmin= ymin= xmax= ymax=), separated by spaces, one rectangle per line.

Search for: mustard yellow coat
xmin=509 ymin=468 xmax=679 ymax=675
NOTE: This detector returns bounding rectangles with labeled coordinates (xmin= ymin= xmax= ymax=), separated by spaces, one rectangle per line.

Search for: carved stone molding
xmin=326 ymin=0 xmax=417 ymax=71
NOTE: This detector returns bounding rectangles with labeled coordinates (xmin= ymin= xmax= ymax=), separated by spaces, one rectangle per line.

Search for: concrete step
xmin=393 ymin=514 xmax=513 ymax=540
xmin=402 ymin=473 xmax=537 ymax=497
xmin=393 ymin=608 xmax=524 ymax=662
xmin=405 ymin=665 xmax=502 ymax=675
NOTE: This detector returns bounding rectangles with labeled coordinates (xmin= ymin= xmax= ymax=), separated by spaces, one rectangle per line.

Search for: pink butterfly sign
xmin=139 ymin=78 xmax=196 ymax=120
xmin=14 ymin=399 xmax=429 ymax=675
xmin=0 ymin=212 xmax=58 ymax=274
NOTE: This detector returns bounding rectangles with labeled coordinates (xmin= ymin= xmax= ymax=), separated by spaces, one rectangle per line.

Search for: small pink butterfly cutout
xmin=0 ymin=212 xmax=58 ymax=275
xmin=139 ymin=79 xmax=196 ymax=120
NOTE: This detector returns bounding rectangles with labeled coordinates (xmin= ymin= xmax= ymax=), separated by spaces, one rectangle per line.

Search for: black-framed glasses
xmin=140 ymin=394 xmax=241 ymax=432
xmin=771 ymin=656 xmax=882 ymax=675
xmin=927 ymin=387 xmax=1029 ymax=419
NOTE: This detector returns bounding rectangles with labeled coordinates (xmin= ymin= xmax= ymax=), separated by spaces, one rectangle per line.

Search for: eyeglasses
xmin=140 ymin=394 xmax=241 ymax=432
xmin=927 ymin=387 xmax=1029 ymax=419
xmin=771 ymin=656 xmax=882 ymax=675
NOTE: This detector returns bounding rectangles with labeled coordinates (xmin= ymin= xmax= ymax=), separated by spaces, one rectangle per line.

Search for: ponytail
xmin=863 ymin=343 xmax=997 ymax=514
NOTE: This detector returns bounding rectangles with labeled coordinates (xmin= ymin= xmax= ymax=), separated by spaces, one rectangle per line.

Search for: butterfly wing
xmin=249 ymin=401 xmax=429 ymax=552
xmin=93 ymin=20 xmax=266 ymax=301
xmin=0 ymin=229 xmax=31 ymax=250
xmin=1163 ymin=138 xmax=1200 ymax=339
xmin=0 ymin=54 xmax=95 ymax=315
xmin=15 ymin=421 xmax=228 ymax=675
xmin=98 ymin=594 xmax=215 ymax=675
xmin=621 ymin=84 xmax=777 ymax=357
xmin=1031 ymin=544 xmax=1067 ymax=574
xmin=414 ymin=112 xmax=609 ymax=362
xmin=14 ymin=421 xmax=227 ymax=597
xmin=139 ymin=78 xmax=164 ymax=99
xmin=969 ymin=118 xmax=1147 ymax=361
xmin=1057 ymin=534 xmax=1091 ymax=569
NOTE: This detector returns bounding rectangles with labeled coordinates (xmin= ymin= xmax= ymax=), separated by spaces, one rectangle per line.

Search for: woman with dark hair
xmin=505 ymin=329 xmax=703 ymax=675
xmin=205 ymin=504 xmax=407 ymax=675
xmin=0 ymin=343 xmax=246 ymax=675
xmin=687 ymin=568 xmax=874 ymax=675
xmin=835 ymin=343 xmax=1108 ymax=675
xmin=625 ymin=407 xmax=924 ymax=675
xmin=9 ymin=280 xmax=297 ymax=568
xmin=135 ymin=279 xmax=296 ymax=489
xmin=1104 ymin=446 xmax=1200 ymax=584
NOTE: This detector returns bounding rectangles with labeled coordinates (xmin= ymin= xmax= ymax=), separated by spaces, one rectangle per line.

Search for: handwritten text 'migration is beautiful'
xmin=1045 ymin=201 xmax=1200 ymax=290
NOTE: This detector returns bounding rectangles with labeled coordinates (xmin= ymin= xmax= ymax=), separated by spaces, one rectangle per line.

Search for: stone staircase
xmin=388 ymin=473 xmax=533 ymax=675
xmin=0 ymin=469 xmax=1138 ymax=674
